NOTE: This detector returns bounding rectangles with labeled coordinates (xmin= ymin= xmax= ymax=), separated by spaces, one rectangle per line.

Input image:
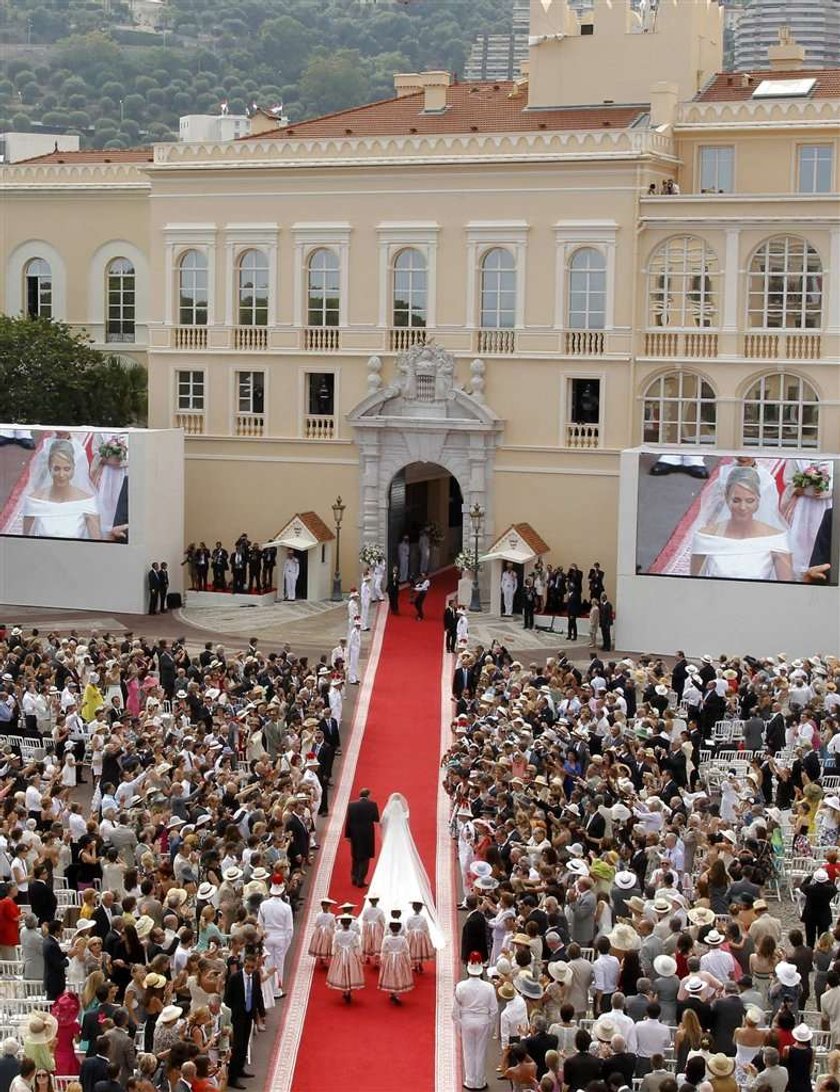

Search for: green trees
xmin=0 ymin=316 xmax=148 ymax=427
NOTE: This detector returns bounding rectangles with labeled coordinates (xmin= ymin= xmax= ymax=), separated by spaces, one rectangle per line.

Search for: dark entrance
xmin=387 ymin=462 xmax=463 ymax=575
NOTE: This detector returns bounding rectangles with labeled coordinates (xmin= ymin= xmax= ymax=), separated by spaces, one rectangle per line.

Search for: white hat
xmin=567 ymin=859 xmax=589 ymax=877
xmin=223 ymin=866 xmax=243 ymax=883
xmin=613 ymin=870 xmax=637 ymax=890
xmin=607 ymin=923 xmax=641 ymax=951
xmin=653 ymin=954 xmax=677 ymax=978
xmin=547 ymin=962 xmax=572 ymax=983
xmin=269 ymin=883 xmax=286 ymax=896
xmin=686 ymin=976 xmax=705 ymax=995
xmin=470 ymin=861 xmax=493 ymax=878
xmin=775 ymin=962 xmax=801 ymax=987
xmin=592 ymin=1017 xmax=619 ymax=1042
xmin=813 ymin=868 xmax=830 ymax=883
xmin=197 ymin=882 xmax=217 ymax=901
xmin=159 ymin=1005 xmax=183 ymax=1025
xmin=704 ymin=929 xmax=724 ymax=946
xmin=792 ymin=1024 xmax=813 ymax=1042
xmin=611 ymin=804 xmax=632 ymax=822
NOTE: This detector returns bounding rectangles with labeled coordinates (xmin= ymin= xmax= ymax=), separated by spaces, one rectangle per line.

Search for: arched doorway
xmin=388 ymin=462 xmax=464 ymax=576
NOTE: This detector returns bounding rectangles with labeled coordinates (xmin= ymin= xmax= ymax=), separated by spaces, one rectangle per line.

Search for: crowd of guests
xmin=447 ymin=644 xmax=840 ymax=1092
xmin=0 ymin=622 xmax=349 ymax=1092
xmin=181 ymin=538 xmax=277 ymax=595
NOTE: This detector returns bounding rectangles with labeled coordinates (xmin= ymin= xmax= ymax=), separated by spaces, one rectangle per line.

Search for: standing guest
xmin=0 ymin=1040 xmax=20 ymax=1092
xmin=43 ymin=921 xmax=68 ymax=1002
xmin=344 ymin=789 xmax=379 ymax=888
xmin=10 ymin=1061 xmax=35 ymax=1092
xmin=800 ymin=871 xmax=836 ymax=948
xmin=194 ymin=542 xmax=210 ymax=591
xmin=460 ymin=895 xmax=490 ymax=966
xmin=223 ymin=952 xmax=263 ymax=1089
xmin=588 ymin=599 xmax=601 ymax=649
xmin=211 ymin=542 xmax=228 ymax=590
xmin=147 ymin=563 xmax=160 ymax=615
xmin=158 ymin=563 xmax=170 ymax=612
xmin=522 ymin=579 xmax=538 ymax=631
xmin=378 ymin=919 xmax=414 ymax=1004
xmin=599 ymin=594 xmax=614 ymax=652
xmin=0 ymin=884 xmax=20 ymax=959
xmin=566 ymin=577 xmax=581 ymax=641
xmin=413 ymin=573 xmax=430 ymax=621
xmin=588 ymin=563 xmax=605 ymax=601
xmin=20 ymin=915 xmax=44 ymax=983
xmin=387 ymin=565 xmax=400 ymax=615
xmin=785 ymin=1024 xmax=815 ymax=1092
xmin=50 ymin=992 xmax=81 ymax=1077
xmin=261 ymin=544 xmax=276 ymax=591
xmin=444 ymin=601 xmax=458 ymax=653
xmin=453 ymin=953 xmax=497 ymax=1092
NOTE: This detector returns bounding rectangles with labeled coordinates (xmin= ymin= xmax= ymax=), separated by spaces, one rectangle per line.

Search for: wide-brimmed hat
xmin=135 ymin=915 xmax=155 ymax=939
xmin=25 ymin=1013 xmax=57 ymax=1044
xmin=197 ymin=882 xmax=217 ymax=902
xmin=687 ymin=907 xmax=716 ymax=927
xmin=165 ymin=888 xmax=188 ymax=907
xmin=611 ymin=804 xmax=632 ymax=822
xmin=548 ymin=962 xmax=572 ymax=983
xmin=775 ymin=962 xmax=801 ymax=987
xmin=474 ymin=875 xmax=499 ymax=891
xmin=567 ymin=859 xmax=589 ymax=877
xmin=143 ymin=972 xmax=167 ymax=990
xmin=608 ymin=923 xmax=641 ymax=951
xmin=223 ymin=867 xmax=243 ymax=883
xmin=626 ymin=896 xmax=647 ymax=915
xmin=653 ymin=954 xmax=677 ymax=978
xmin=685 ymin=976 xmax=706 ymax=995
xmin=498 ymin=983 xmax=516 ymax=1000
xmin=514 ymin=973 xmax=543 ymax=1000
xmin=593 ymin=1017 xmax=618 ymax=1042
xmin=745 ymin=1006 xmax=764 ymax=1026
xmin=704 ymin=930 xmax=724 ymax=947
xmin=613 ymin=870 xmax=637 ymax=890
xmin=813 ymin=869 xmax=830 ymax=883
xmin=159 ymin=1005 xmax=183 ymax=1025
xmin=792 ymin=1023 xmax=813 ymax=1042
xmin=708 ymin=1055 xmax=735 ymax=1077
xmin=74 ymin=919 xmax=96 ymax=934
xmin=652 ymin=899 xmax=671 ymax=915
xmin=470 ymin=861 xmax=493 ymax=878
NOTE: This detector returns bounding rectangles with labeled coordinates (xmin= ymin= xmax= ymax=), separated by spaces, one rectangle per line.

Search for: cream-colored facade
xmin=2 ymin=0 xmax=838 ymax=595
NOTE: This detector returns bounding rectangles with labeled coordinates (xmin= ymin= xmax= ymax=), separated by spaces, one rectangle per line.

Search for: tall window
xmin=642 ymin=372 xmax=717 ymax=446
xmin=106 ymin=257 xmax=135 ymax=342
xmin=698 ymin=146 xmax=734 ymax=193
xmin=568 ymin=248 xmax=606 ymax=330
xmin=392 ymin=248 xmax=427 ymax=328
xmin=177 ymin=370 xmax=204 ymax=411
xmin=237 ymin=249 xmax=269 ymax=326
xmin=178 ymin=250 xmax=208 ymax=326
xmin=237 ymin=371 xmax=265 ymax=415
xmin=742 ymin=372 xmax=819 ymax=449
xmin=307 ymin=373 xmax=335 ymax=416
xmin=798 ymin=145 xmax=833 ymax=194
xmin=307 ymin=248 xmax=340 ymax=327
xmin=648 ymin=236 xmax=719 ymax=328
xmin=25 ymin=258 xmax=52 ymax=319
xmin=480 ymin=247 xmax=516 ymax=329
xmin=747 ymin=236 xmax=822 ymax=329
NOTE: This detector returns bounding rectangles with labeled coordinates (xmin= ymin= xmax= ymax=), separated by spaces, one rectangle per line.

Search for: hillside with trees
xmin=0 ymin=0 xmax=513 ymax=150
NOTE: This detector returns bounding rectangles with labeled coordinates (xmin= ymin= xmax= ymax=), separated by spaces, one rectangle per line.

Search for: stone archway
xmin=347 ymin=344 xmax=504 ymax=565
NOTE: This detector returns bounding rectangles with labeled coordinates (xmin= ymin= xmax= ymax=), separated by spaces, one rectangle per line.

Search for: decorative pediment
xmin=480 ymin=523 xmax=550 ymax=564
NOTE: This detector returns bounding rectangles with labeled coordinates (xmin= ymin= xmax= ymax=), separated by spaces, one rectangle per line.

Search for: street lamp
xmin=469 ymin=502 xmax=484 ymax=612
xmin=331 ymin=495 xmax=346 ymax=601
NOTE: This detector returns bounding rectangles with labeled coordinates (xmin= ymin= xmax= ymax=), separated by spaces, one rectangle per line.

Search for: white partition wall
xmin=616 ymin=447 xmax=840 ymax=658
xmin=0 ymin=427 xmax=184 ymax=614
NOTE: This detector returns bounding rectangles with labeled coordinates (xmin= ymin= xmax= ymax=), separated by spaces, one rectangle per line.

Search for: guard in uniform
xmin=453 ymin=954 xmax=498 ymax=1091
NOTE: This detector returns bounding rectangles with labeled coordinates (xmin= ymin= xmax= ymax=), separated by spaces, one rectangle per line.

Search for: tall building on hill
xmin=1 ymin=0 xmax=837 ymax=592
xmin=732 ymin=0 xmax=840 ymax=70
xmin=464 ymin=0 xmax=530 ymax=81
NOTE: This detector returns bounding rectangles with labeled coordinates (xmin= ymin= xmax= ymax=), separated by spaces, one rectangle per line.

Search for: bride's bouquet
xmin=792 ymin=463 xmax=830 ymax=496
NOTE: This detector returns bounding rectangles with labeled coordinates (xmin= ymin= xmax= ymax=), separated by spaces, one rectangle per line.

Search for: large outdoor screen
xmin=635 ymin=452 xmax=837 ymax=585
xmin=0 ymin=427 xmax=129 ymax=543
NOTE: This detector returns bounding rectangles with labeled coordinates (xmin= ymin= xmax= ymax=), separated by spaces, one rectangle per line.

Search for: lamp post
xmin=469 ymin=501 xmax=484 ymax=612
xmin=331 ymin=495 xmax=345 ymax=601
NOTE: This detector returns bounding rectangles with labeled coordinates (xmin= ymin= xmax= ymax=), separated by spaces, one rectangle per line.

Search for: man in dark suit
xmin=147 ymin=563 xmax=160 ymax=615
xmin=599 ymin=594 xmax=613 ymax=652
xmin=211 ymin=543 xmax=229 ymax=590
xmin=443 ymin=602 xmax=458 ymax=653
xmin=765 ymin=704 xmax=786 ymax=754
xmin=80 ymin=1038 xmax=111 ymax=1092
xmin=158 ymin=562 xmax=170 ymax=612
xmin=523 ymin=1016 xmax=559 ymax=1080
xmin=28 ymin=864 xmax=57 ymax=925
xmin=344 ymin=788 xmax=379 ymax=887
xmin=231 ymin=545 xmax=247 ymax=594
xmin=284 ymin=800 xmax=310 ymax=869
xmin=91 ymin=891 xmax=116 ymax=940
xmin=80 ymin=986 xmax=117 ymax=1056
xmin=460 ymin=894 xmax=489 ymax=964
xmin=43 ymin=919 xmax=68 ymax=1001
xmin=319 ymin=713 xmax=341 ymax=759
xmin=157 ymin=641 xmax=176 ymax=701
xmin=671 ymin=651 xmax=688 ymax=701
xmin=452 ymin=656 xmax=474 ymax=700
xmin=224 ymin=952 xmax=265 ymax=1088
xmin=93 ymin=1061 xmax=123 ymax=1092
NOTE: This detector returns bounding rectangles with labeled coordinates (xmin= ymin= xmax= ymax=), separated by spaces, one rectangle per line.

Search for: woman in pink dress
xmin=326 ymin=916 xmax=365 ymax=1004
xmin=405 ymin=901 xmax=435 ymax=972
xmin=378 ymin=921 xmax=414 ymax=1004
xmin=308 ymin=898 xmax=337 ymax=965
xmin=50 ymin=992 xmax=81 ymax=1075
xmin=361 ymin=896 xmax=386 ymax=964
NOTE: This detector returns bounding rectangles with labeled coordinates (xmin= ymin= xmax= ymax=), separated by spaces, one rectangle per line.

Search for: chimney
xmin=649 ymin=81 xmax=679 ymax=128
xmin=394 ymin=70 xmax=451 ymax=112
xmin=394 ymin=73 xmax=423 ymax=98
xmin=768 ymin=26 xmax=806 ymax=71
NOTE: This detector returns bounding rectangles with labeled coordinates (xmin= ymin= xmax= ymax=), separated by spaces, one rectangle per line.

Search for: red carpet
xmin=289 ymin=574 xmax=454 ymax=1092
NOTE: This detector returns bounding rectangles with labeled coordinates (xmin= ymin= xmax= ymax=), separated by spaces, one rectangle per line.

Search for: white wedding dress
xmin=367 ymin=792 xmax=446 ymax=950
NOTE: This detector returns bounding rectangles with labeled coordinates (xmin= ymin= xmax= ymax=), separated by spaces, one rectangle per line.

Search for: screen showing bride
xmin=0 ymin=426 xmax=129 ymax=543
xmin=367 ymin=792 xmax=445 ymax=951
xmin=636 ymin=452 xmax=836 ymax=584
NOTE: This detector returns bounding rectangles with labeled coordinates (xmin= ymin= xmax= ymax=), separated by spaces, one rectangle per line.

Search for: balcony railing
xmin=644 ymin=331 xmax=680 ymax=357
xmin=304 ymin=414 xmax=336 ymax=440
xmin=304 ymin=326 xmax=340 ymax=351
xmin=389 ymin=327 xmax=427 ymax=352
xmin=565 ymin=330 xmax=605 ymax=356
xmin=684 ymin=332 xmax=718 ymax=358
xmin=174 ymin=411 xmax=204 ymax=435
xmin=476 ymin=328 xmax=516 ymax=354
xmin=234 ymin=325 xmax=268 ymax=350
xmin=566 ymin=422 xmax=600 ymax=449
xmin=745 ymin=331 xmax=821 ymax=360
xmin=174 ymin=326 xmax=207 ymax=350
xmin=234 ymin=413 xmax=265 ymax=438
xmin=786 ymin=333 xmax=822 ymax=360
xmin=644 ymin=331 xmax=719 ymax=358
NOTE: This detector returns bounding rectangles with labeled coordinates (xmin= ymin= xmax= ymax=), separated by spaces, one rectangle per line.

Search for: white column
xmin=605 ymin=241 xmax=617 ymax=331
xmin=377 ymin=241 xmax=389 ymax=329
xmin=465 ymin=242 xmax=477 ymax=330
xmin=224 ymin=242 xmax=235 ymax=327
xmin=554 ymin=240 xmax=567 ymax=331
xmin=827 ymin=225 xmax=840 ymax=335
xmin=426 ymin=242 xmax=438 ymax=330
xmin=339 ymin=242 xmax=350 ymax=328
xmin=722 ymin=227 xmax=740 ymax=332
xmin=294 ymin=241 xmax=305 ymax=327
xmin=207 ymin=244 xmax=217 ymax=326
xmin=164 ymin=243 xmax=175 ymax=327
xmin=269 ymin=242 xmax=279 ymax=326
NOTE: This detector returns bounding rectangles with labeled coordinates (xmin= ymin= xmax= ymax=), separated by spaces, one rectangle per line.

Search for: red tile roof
xmin=241 ymin=82 xmax=646 ymax=140
xmin=15 ymin=148 xmax=154 ymax=165
xmin=297 ymin=512 xmax=335 ymax=543
xmin=696 ymin=69 xmax=840 ymax=101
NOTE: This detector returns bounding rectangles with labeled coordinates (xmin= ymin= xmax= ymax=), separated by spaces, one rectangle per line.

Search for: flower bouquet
xmin=426 ymin=522 xmax=445 ymax=546
xmin=97 ymin=436 xmax=128 ymax=467
xmin=359 ymin=542 xmax=385 ymax=566
xmin=454 ymin=549 xmax=479 ymax=573
xmin=792 ymin=463 xmax=831 ymax=497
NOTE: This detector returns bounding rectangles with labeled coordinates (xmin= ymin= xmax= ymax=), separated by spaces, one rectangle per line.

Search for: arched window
xmin=237 ymin=249 xmax=269 ymax=327
xmin=106 ymin=257 xmax=135 ymax=342
xmin=178 ymin=250 xmax=208 ymax=326
xmin=307 ymin=248 xmax=340 ymax=328
xmin=568 ymin=248 xmax=606 ymax=330
xmin=647 ymin=236 xmax=719 ymax=328
xmin=392 ymin=248 xmax=427 ymax=329
xmin=25 ymin=258 xmax=52 ymax=319
xmin=747 ymin=236 xmax=822 ymax=330
xmin=742 ymin=372 xmax=819 ymax=449
xmin=642 ymin=371 xmax=717 ymax=446
xmin=480 ymin=247 xmax=516 ymax=329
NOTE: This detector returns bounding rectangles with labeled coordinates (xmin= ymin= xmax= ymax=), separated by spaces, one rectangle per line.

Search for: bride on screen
xmin=367 ymin=792 xmax=445 ymax=950
xmin=690 ymin=465 xmax=792 ymax=581
xmin=22 ymin=438 xmax=102 ymax=540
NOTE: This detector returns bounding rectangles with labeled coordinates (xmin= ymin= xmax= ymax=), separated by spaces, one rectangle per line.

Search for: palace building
xmin=2 ymin=0 xmax=838 ymax=592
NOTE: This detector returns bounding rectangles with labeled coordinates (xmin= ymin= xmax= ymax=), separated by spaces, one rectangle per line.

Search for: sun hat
xmin=593 ymin=1017 xmax=618 ymax=1042
xmin=614 ymin=870 xmax=638 ymax=890
xmin=466 ymin=952 xmax=485 ymax=977
xmin=25 ymin=1014 xmax=58 ymax=1045
xmin=470 ymin=861 xmax=493 ymax=878
xmin=135 ymin=915 xmax=155 ymax=939
xmin=611 ymin=804 xmax=632 ymax=822
xmin=708 ymin=1055 xmax=735 ymax=1078
xmin=753 ymin=899 xmax=768 ymax=912
xmin=687 ymin=907 xmax=716 ymax=927
xmin=548 ymin=962 xmax=572 ymax=983
xmin=474 ymin=875 xmax=499 ymax=891
xmin=792 ymin=1024 xmax=813 ymax=1042
xmin=74 ymin=919 xmax=96 ymax=933
xmin=704 ymin=930 xmax=725 ymax=947
xmin=607 ymin=923 xmax=641 ymax=951
xmin=686 ymin=976 xmax=706 ymax=995
xmin=514 ymin=973 xmax=544 ymax=1001
xmin=567 ymin=859 xmax=590 ymax=877
xmin=745 ymin=1007 xmax=764 ymax=1026
xmin=165 ymin=888 xmax=188 ymax=907
xmin=813 ymin=869 xmax=830 ymax=883
xmin=626 ymin=896 xmax=647 ymax=915
xmin=653 ymin=954 xmax=677 ymax=978
xmin=775 ymin=962 xmax=801 ymax=987
xmin=223 ymin=867 xmax=243 ymax=883
xmin=243 ymin=880 xmax=265 ymax=900
xmin=652 ymin=898 xmax=671 ymax=915
xmin=159 ymin=1005 xmax=183 ymax=1025
xmin=512 ymin=933 xmax=532 ymax=946
xmin=143 ymin=972 xmax=167 ymax=990
xmin=250 ymin=867 xmax=270 ymax=882
xmin=498 ymin=982 xmax=516 ymax=1000
xmin=197 ymin=882 xmax=217 ymax=902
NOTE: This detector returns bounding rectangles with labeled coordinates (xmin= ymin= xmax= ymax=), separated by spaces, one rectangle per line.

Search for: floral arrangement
xmin=97 ymin=436 xmax=128 ymax=464
xmin=455 ymin=549 xmax=479 ymax=573
xmin=792 ymin=464 xmax=831 ymax=494
xmin=359 ymin=542 xmax=385 ymax=566
xmin=426 ymin=522 xmax=445 ymax=546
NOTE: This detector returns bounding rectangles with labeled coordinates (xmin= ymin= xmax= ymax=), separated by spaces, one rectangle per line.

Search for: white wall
xmin=616 ymin=448 xmax=840 ymax=658
xmin=0 ymin=428 xmax=184 ymax=615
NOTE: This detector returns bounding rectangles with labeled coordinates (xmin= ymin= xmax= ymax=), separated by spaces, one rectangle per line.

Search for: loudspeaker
xmin=166 ymin=592 xmax=182 ymax=609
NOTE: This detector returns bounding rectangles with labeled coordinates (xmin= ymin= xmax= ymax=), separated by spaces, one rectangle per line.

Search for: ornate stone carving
xmin=391 ymin=342 xmax=457 ymax=404
xmin=366 ymin=355 xmax=383 ymax=392
xmin=469 ymin=358 xmax=486 ymax=404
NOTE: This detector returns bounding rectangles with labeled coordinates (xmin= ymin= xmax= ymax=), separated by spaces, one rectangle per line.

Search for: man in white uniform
xmin=328 ymin=678 xmax=344 ymax=726
xmin=347 ymin=589 xmax=360 ymax=638
xmin=347 ymin=619 xmax=362 ymax=685
xmin=360 ymin=573 xmax=373 ymax=631
xmin=456 ymin=606 xmax=470 ymax=646
xmin=372 ymin=558 xmax=386 ymax=601
xmin=257 ymin=882 xmax=294 ymax=999
xmin=500 ymin=563 xmax=518 ymax=616
xmin=453 ymin=957 xmax=497 ymax=1091
xmin=282 ymin=550 xmax=300 ymax=601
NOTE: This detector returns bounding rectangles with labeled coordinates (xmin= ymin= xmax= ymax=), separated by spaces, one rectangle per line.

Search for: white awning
xmin=479 ymin=542 xmax=538 ymax=564
xmin=479 ymin=522 xmax=549 ymax=565
xmin=262 ymin=532 xmax=313 ymax=551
